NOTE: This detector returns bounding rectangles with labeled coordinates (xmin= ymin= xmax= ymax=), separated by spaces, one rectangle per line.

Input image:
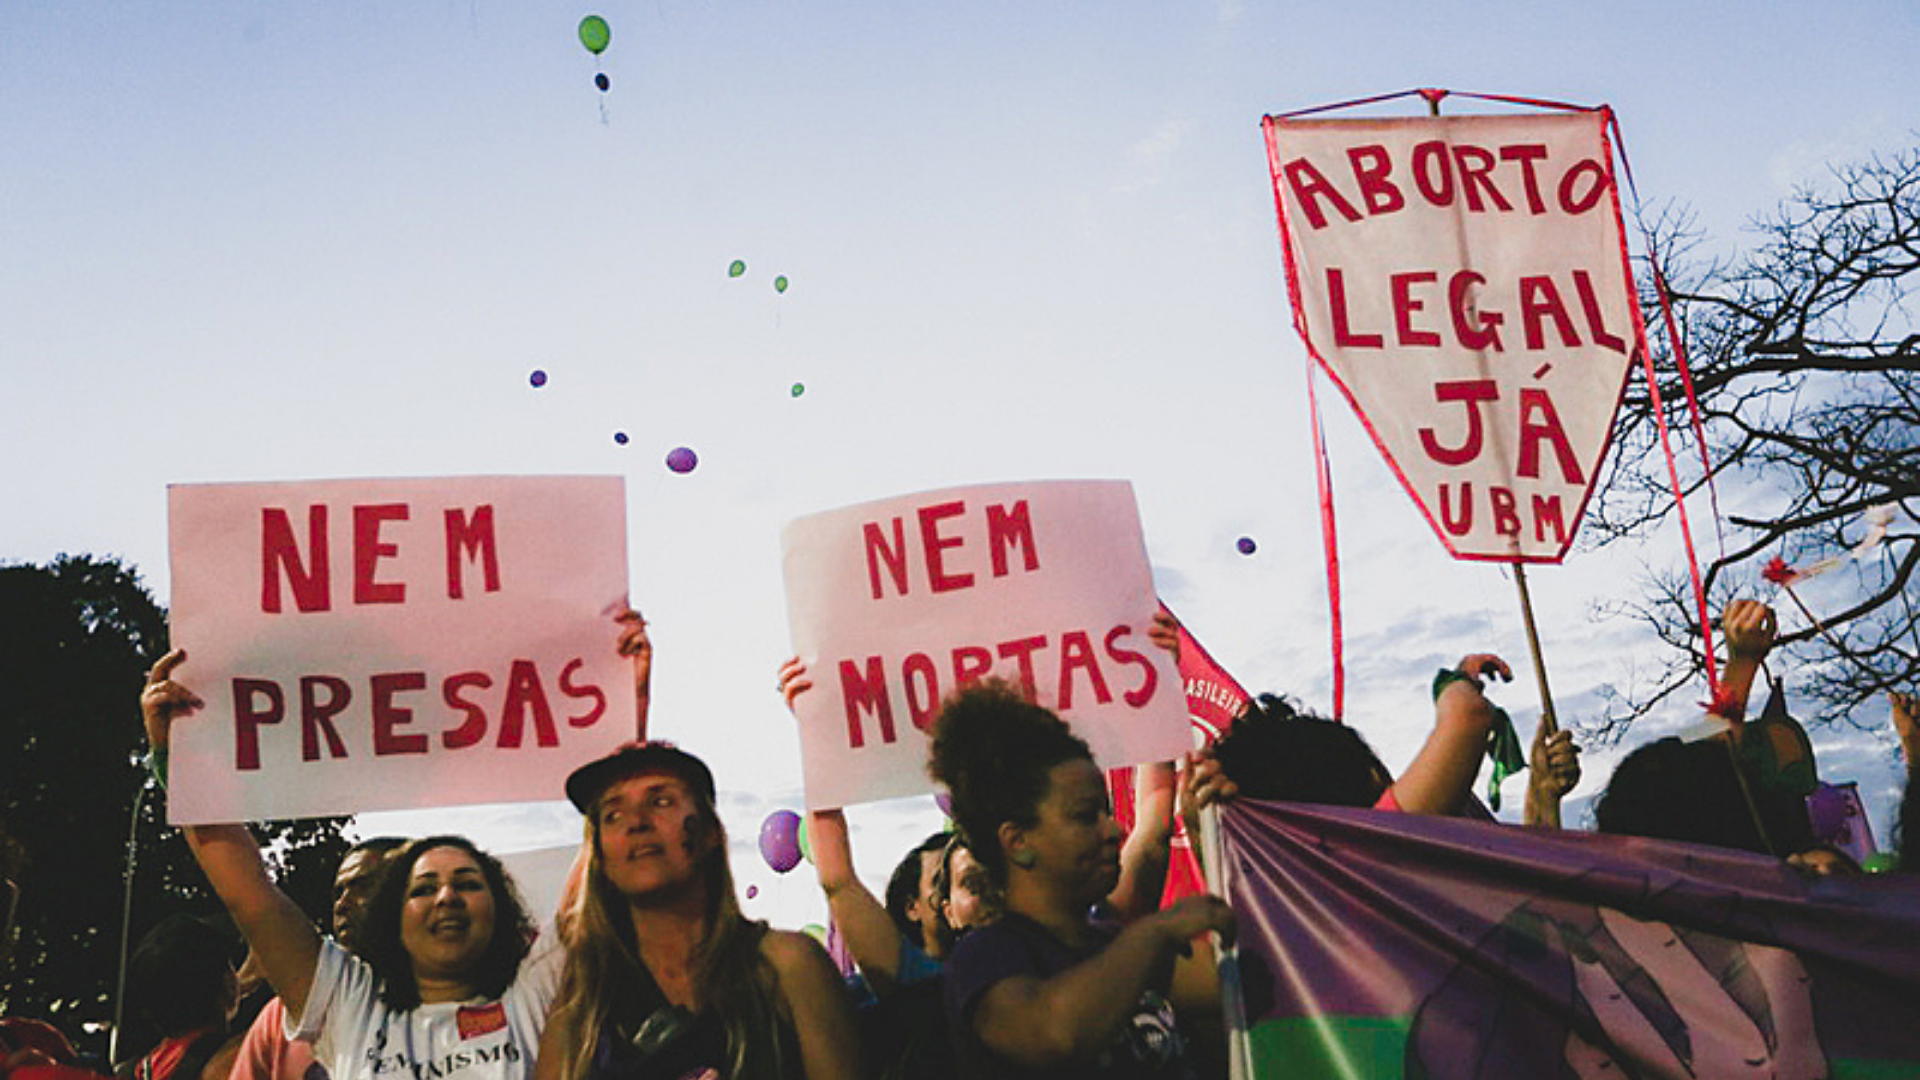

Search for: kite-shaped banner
xmin=1265 ymin=110 xmax=1642 ymax=562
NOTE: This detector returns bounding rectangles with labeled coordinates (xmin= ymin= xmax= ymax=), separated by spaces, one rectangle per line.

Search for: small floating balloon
xmin=728 ymin=259 xmax=746 ymax=278
xmin=665 ymin=446 xmax=698 ymax=474
xmin=528 ymin=369 xmax=548 ymax=388
xmin=745 ymin=884 xmax=759 ymax=899
xmin=577 ymin=15 xmax=610 ymax=55
xmin=797 ymin=817 xmax=813 ymax=865
xmin=790 ymin=382 xmax=805 ymax=398
xmin=934 ymin=790 xmax=953 ymax=818
xmin=1863 ymin=851 xmax=1899 ymax=874
xmin=594 ymin=72 xmax=610 ymax=92
xmin=773 ymin=275 xmax=789 ymax=294
xmin=1236 ymin=536 xmax=1257 ymax=556
xmin=613 ymin=431 xmax=629 ymax=446
xmin=759 ymin=810 xmax=802 ymax=873
xmin=801 ymin=923 xmax=828 ymax=945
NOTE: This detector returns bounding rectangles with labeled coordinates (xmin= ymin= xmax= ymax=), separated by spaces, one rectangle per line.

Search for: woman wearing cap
xmin=138 ymin=651 xmax=559 ymax=1080
xmin=539 ymin=741 xmax=862 ymax=1080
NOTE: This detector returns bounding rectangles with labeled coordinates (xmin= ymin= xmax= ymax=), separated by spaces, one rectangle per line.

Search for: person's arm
xmin=1390 ymin=654 xmax=1511 ymax=816
xmin=1717 ymin=600 xmax=1777 ymax=722
xmin=967 ymin=894 xmax=1233 ymax=1067
xmin=762 ymin=930 xmax=866 ymax=1080
xmin=779 ymin=657 xmax=909 ymax=989
xmin=615 ymin=609 xmax=651 ymax=739
xmin=1523 ymin=725 xmax=1581 ymax=829
xmin=143 ymin=650 xmax=323 ymax=1022
xmin=1103 ymin=609 xmax=1183 ymax=919
xmin=1106 ymin=762 xmax=1173 ymax=922
xmin=1890 ymin=691 xmax=1917 ymax=769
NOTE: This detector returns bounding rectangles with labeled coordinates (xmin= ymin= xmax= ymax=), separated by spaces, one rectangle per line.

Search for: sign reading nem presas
xmin=1265 ymin=109 xmax=1642 ymax=562
xmin=165 ymin=475 xmax=634 ymax=824
xmin=781 ymin=480 xmax=1187 ymax=810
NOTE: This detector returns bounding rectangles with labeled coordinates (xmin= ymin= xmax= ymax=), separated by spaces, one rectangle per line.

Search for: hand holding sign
xmin=141 ymin=648 xmax=203 ymax=770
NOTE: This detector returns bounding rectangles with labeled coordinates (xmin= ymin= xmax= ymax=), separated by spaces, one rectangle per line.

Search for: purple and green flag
xmin=1215 ymin=800 xmax=1920 ymax=1079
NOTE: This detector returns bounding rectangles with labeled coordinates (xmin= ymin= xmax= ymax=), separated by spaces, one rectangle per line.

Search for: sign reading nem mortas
xmin=1265 ymin=110 xmax=1641 ymax=561
xmin=782 ymin=480 xmax=1186 ymax=810
xmin=166 ymin=475 xmax=634 ymax=824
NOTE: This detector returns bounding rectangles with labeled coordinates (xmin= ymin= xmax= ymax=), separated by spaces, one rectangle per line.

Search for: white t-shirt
xmin=290 ymin=934 xmax=562 ymax=1080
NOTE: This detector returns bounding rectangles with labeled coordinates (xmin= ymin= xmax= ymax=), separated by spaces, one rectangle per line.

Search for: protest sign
xmin=166 ymin=475 xmax=634 ymax=824
xmin=1266 ymin=110 xmax=1641 ymax=561
xmin=782 ymin=480 xmax=1185 ymax=810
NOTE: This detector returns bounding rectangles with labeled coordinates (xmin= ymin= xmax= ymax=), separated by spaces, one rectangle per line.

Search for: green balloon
xmin=773 ymin=275 xmax=789 ymax=294
xmin=578 ymin=15 xmax=610 ymax=55
xmin=728 ymin=259 xmax=746 ymax=278
xmin=1863 ymin=851 xmax=1900 ymax=874
xmin=790 ymin=382 xmax=805 ymax=398
xmin=797 ymin=817 xmax=813 ymax=864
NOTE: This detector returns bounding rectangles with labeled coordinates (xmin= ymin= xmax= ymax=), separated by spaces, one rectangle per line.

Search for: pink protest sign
xmin=165 ymin=475 xmax=634 ymax=824
xmin=781 ymin=480 xmax=1186 ymax=810
xmin=1265 ymin=110 xmax=1642 ymax=561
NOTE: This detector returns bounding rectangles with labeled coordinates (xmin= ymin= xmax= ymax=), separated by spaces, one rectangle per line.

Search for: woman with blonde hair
xmin=537 ymin=742 xmax=861 ymax=1080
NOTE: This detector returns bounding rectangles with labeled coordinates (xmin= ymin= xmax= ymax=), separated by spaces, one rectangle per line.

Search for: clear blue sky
xmin=6 ymin=0 xmax=1916 ymax=927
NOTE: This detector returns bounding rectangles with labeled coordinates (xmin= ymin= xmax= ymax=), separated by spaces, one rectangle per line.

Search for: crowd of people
xmin=3 ymin=597 xmax=1914 ymax=1080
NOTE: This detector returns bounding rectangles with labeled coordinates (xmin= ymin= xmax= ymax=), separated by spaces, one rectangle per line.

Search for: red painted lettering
xmin=1519 ymin=275 xmax=1580 ymax=350
xmin=1490 ymin=487 xmax=1522 ymax=536
xmin=1327 ymin=268 xmax=1383 ymax=348
xmin=918 ymin=501 xmax=974 ymax=593
xmin=951 ymin=646 xmax=994 ymax=689
xmin=444 ymin=506 xmax=500 ymax=600
xmin=559 ymin=658 xmax=607 ymax=729
xmin=1391 ymin=271 xmax=1442 ymax=347
xmin=441 ymin=671 xmax=491 ymax=749
xmin=1103 ymin=625 xmax=1157 ymax=707
xmin=1452 ymin=145 xmax=1512 ymax=213
xmin=261 ymin=506 xmax=330 ymax=614
xmin=1572 ymin=270 xmax=1628 ymax=353
xmin=1282 ymin=157 xmax=1362 ymax=230
xmin=996 ymin=635 xmax=1049 ymax=700
xmin=986 ymin=501 xmax=1039 ymax=578
xmin=839 ymin=657 xmax=896 ymax=748
xmin=298 ymin=675 xmax=351 ymax=762
xmin=371 ymin=671 xmax=429 ymax=756
xmin=1498 ymin=144 xmax=1550 ymax=213
xmin=353 ymin=504 xmax=408 ymax=606
xmin=1347 ymin=144 xmax=1404 ymax=215
xmin=1410 ymin=140 xmax=1454 ymax=205
xmin=1418 ymin=380 xmax=1499 ymax=465
xmin=1439 ymin=484 xmax=1474 ymax=536
xmin=496 ymin=659 xmax=557 ymax=748
xmin=1517 ymin=388 xmax=1585 ymax=483
xmin=1056 ymin=630 xmax=1113 ymax=711
xmin=1449 ymin=271 xmax=1504 ymax=351
xmin=864 ymin=518 xmax=909 ymax=599
xmin=1532 ymin=494 xmax=1568 ymax=546
xmin=1557 ymin=159 xmax=1610 ymax=214
xmin=903 ymin=652 xmax=940 ymax=732
xmin=233 ymin=678 xmax=285 ymax=770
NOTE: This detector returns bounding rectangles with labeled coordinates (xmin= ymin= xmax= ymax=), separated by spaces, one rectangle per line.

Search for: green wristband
xmin=1431 ymin=667 xmax=1481 ymax=702
xmin=145 ymin=746 xmax=168 ymax=791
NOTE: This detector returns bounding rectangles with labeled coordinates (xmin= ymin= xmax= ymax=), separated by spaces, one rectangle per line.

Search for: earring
xmin=1009 ymin=849 xmax=1036 ymax=869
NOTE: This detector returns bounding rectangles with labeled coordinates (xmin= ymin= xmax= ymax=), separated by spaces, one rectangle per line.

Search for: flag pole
xmin=1422 ymin=88 xmax=1562 ymax=820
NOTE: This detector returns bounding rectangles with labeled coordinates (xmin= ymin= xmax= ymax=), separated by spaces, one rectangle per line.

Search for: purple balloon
xmin=1236 ymin=536 xmax=1257 ymax=556
xmin=529 ymin=369 xmax=548 ymax=388
xmin=665 ymin=446 xmax=698 ymax=474
xmin=745 ymin=884 xmax=759 ymax=900
xmin=934 ymin=790 xmax=954 ymax=818
xmin=759 ymin=809 xmax=802 ymax=873
xmin=613 ymin=431 xmax=629 ymax=446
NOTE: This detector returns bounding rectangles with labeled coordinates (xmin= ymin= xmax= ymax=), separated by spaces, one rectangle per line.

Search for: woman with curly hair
xmin=929 ymin=680 xmax=1233 ymax=1080
xmin=139 ymin=652 xmax=559 ymax=1080
xmin=537 ymin=741 xmax=860 ymax=1080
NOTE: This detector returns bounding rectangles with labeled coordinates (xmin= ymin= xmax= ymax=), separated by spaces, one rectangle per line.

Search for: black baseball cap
xmin=565 ymin=740 xmax=717 ymax=812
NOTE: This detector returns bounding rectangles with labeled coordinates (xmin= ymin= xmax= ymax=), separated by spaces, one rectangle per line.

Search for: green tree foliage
xmin=0 ymin=555 xmax=349 ymax=1048
xmin=1586 ymin=145 xmax=1920 ymax=734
